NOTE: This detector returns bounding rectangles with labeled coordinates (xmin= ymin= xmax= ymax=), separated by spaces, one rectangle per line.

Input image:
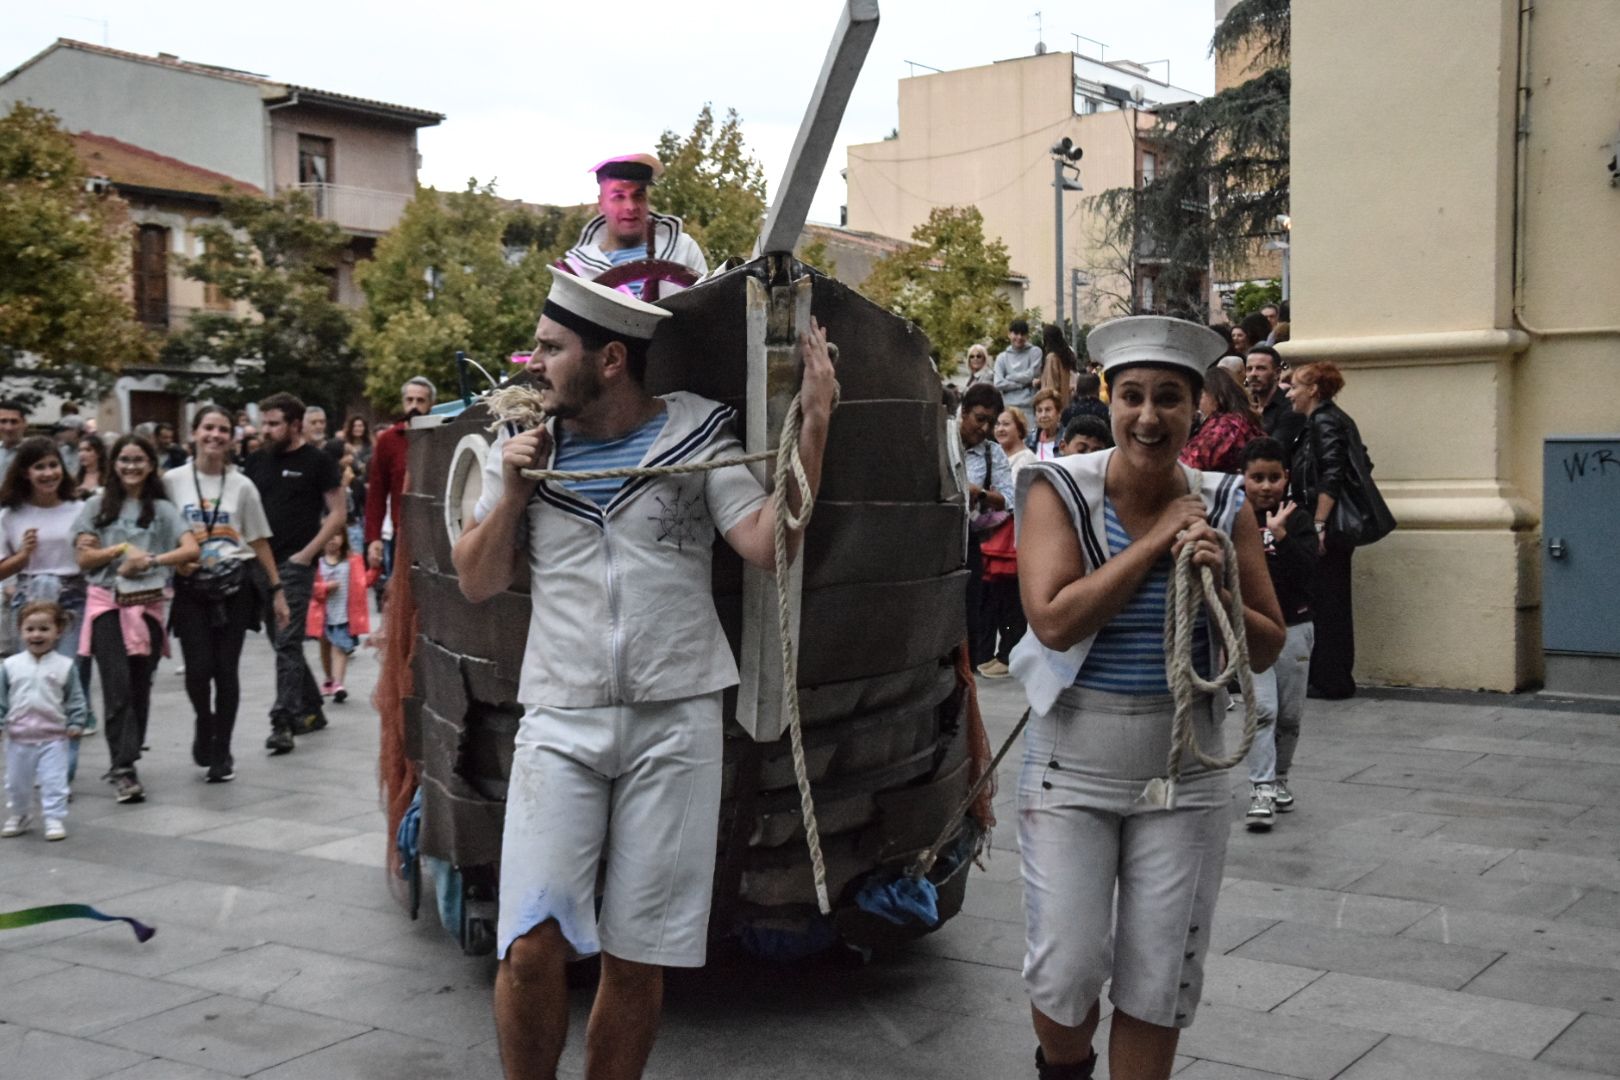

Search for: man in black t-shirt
xmin=244 ymin=392 xmax=346 ymax=753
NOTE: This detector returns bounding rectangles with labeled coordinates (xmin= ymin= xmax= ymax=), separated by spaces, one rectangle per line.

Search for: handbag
xmin=968 ymin=443 xmax=1012 ymax=537
xmin=1323 ymin=414 xmax=1397 ymax=547
xmin=978 ymin=517 xmax=1018 ymax=580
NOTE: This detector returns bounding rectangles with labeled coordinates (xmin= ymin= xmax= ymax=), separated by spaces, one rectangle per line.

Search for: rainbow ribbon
xmin=0 ymin=904 xmax=155 ymax=942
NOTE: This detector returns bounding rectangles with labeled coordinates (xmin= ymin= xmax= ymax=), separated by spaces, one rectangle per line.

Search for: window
xmin=133 ymin=224 xmax=169 ymax=328
xmin=1140 ymin=275 xmax=1156 ymax=313
xmin=298 ymin=135 xmax=333 ymax=185
xmin=1141 ymin=151 xmax=1157 ymax=186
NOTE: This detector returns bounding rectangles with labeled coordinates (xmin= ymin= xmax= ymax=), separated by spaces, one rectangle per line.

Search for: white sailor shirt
xmin=559 ymin=212 xmax=709 ymax=294
xmin=474 ymin=391 xmax=766 ymax=708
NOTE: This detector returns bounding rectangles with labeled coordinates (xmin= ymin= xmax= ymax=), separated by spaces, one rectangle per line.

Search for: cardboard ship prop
xmin=378 ymin=0 xmax=995 ymax=956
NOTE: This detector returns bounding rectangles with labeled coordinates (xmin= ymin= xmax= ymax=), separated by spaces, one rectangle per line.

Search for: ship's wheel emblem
xmin=649 ymin=486 xmax=705 ymax=550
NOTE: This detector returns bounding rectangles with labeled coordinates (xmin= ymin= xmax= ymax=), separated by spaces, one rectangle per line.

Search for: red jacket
xmin=364 ymin=420 xmax=408 ymax=546
xmin=1180 ymin=410 xmax=1265 ymax=474
xmin=307 ymin=554 xmax=381 ymax=638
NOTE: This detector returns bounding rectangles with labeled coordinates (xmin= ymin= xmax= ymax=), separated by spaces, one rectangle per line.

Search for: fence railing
xmin=297 ymin=182 xmax=411 ymax=234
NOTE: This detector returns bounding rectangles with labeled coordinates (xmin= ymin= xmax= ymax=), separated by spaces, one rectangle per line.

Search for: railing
xmin=297 ymin=182 xmax=412 ymax=235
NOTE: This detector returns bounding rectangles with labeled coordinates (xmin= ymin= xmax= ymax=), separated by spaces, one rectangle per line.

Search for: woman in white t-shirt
xmin=0 ymin=436 xmax=94 ymax=781
xmin=164 ymin=406 xmax=290 ymax=783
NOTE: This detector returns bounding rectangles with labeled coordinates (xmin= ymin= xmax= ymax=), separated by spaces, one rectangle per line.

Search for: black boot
xmin=1036 ymin=1046 xmax=1097 ymax=1079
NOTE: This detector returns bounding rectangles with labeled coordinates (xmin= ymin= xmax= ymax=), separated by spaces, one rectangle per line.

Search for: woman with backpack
xmin=164 ymin=406 xmax=290 ymax=783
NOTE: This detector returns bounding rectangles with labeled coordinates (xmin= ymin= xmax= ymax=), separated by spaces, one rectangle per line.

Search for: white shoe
xmin=1 ymin=815 xmax=29 ymax=837
xmin=1245 ymin=784 xmax=1276 ymax=831
xmin=43 ymin=818 xmax=66 ymax=841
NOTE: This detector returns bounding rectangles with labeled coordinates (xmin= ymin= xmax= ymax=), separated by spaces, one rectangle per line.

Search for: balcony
xmin=298 ymin=182 xmax=411 ymax=235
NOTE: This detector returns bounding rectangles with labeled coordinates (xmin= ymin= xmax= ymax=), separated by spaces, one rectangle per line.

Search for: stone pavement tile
xmin=167 ymin=942 xmax=495 ymax=1048
xmin=1266 ymin=777 xmax=1419 ymax=815
xmin=1400 ymin=789 xmax=1590 ymax=824
xmin=1274 ymin=971 xmax=1575 ymax=1058
xmin=1209 ymin=912 xmax=1277 ymax=954
xmin=257 ymin=861 xmax=403 ymax=914
xmin=1327 ymin=810 xmax=1452 ymax=839
xmin=909 ymin=912 xmax=1025 ymax=970
xmin=105 ymin=880 xmax=300 ymax=933
xmin=49 ymin=827 xmax=296 ymax=890
xmin=1569 ymin=804 xmax=1620 ymax=831
xmin=0 ymin=963 xmax=209 ymax=1036
xmin=1403 ymin=907 xmax=1620 ymax=970
xmin=1305 ymin=735 xmax=1487 ymax=772
xmin=340 ymin=913 xmax=492 ymax=975
xmin=1539 ymin=1014 xmax=1620 ymax=1076
xmin=95 ymin=994 xmax=370 ymax=1076
xmin=1344 ymin=861 xmax=1585 ymax=919
xmin=0 ymin=851 xmax=174 ymax=907
xmin=1343 ymin=763 xmax=1528 ymax=798
xmin=1559 ymin=888 xmax=1620 ymax=930
xmin=100 ymin=1061 xmax=241 ymax=1080
xmin=253 ymin=1029 xmax=503 ymax=1079
xmin=108 ymin=878 xmax=401 ymax=954
xmin=1422 ymin=734 xmax=1620 ymax=767
xmin=1338 ymin=1034 xmax=1609 ymax=1079
xmin=0 ymin=949 xmax=70 ymax=985
xmin=839 ymin=951 xmax=1033 ymax=1027
xmin=1273 ymin=829 xmax=1514 ymax=876
xmin=1462 ymin=951 xmax=1620 ymax=1017
xmin=295 ymin=830 xmax=390 ymax=868
xmin=958 ymin=874 xmax=1022 ymax=925
xmin=26 ymin=922 xmax=264 ymax=978
xmin=1437 ymin=816 xmax=1620 ymax=860
xmin=1174 ymin=1002 xmax=1385 ymax=1080
xmin=1483 ymin=848 xmax=1620 ymax=891
xmin=1217 ymin=879 xmax=1435 ymax=935
xmin=231 ymin=791 xmax=386 ymax=825
xmin=0 ymin=1024 xmax=150 ymax=1080
xmin=1175 ymin=1062 xmax=1314 ymax=1080
xmin=1200 ymin=953 xmax=1324 ymax=1011
xmin=1231 ymin=921 xmax=1500 ymax=990
xmin=182 ymin=816 xmax=361 ymax=854
xmin=1219 ymin=845 xmax=1383 ymax=891
xmin=86 ymin=804 xmax=256 ymax=839
xmin=1516 ymin=770 xmax=1620 ymax=808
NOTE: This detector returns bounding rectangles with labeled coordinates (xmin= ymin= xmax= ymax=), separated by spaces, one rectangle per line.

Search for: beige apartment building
xmin=844 ymin=49 xmax=1203 ymax=342
xmin=1286 ymin=0 xmax=1620 ymax=695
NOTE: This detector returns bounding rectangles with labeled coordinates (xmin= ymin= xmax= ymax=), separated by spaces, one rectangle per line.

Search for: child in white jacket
xmin=2 ymin=600 xmax=90 ymax=840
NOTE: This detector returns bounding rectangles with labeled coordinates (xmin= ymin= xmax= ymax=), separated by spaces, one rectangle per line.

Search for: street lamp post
xmin=1051 ymin=138 xmax=1084 ymax=331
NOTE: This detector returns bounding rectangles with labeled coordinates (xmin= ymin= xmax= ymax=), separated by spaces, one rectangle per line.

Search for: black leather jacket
xmin=1291 ymin=400 xmax=1356 ymax=506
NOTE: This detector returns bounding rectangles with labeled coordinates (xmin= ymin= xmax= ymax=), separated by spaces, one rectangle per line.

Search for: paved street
xmin=3 ymin=644 xmax=1620 ymax=1079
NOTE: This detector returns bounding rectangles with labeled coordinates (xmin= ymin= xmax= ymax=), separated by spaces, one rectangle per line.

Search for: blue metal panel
xmin=1543 ymin=437 xmax=1620 ymax=655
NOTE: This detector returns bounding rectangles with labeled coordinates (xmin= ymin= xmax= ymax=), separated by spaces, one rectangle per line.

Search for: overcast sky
xmin=8 ymin=0 xmax=1218 ymax=226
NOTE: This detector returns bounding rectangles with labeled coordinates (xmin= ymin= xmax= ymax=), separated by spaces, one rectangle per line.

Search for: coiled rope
xmin=1143 ymin=528 xmax=1260 ymax=810
xmin=496 ymin=386 xmax=838 ymax=913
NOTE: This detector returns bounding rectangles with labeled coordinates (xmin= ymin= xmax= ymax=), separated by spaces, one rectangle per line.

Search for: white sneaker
xmin=43 ymin=818 xmax=66 ymax=841
xmin=1 ymin=815 xmax=29 ymax=837
xmin=1245 ymin=784 xmax=1276 ymax=831
xmin=1272 ymin=777 xmax=1296 ymax=812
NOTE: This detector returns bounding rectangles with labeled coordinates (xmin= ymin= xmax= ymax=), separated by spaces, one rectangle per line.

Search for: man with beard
xmin=455 ymin=271 xmax=836 ymax=1079
xmin=244 ymin=393 xmax=346 ymax=752
xmin=556 ymin=153 xmax=708 ymax=299
xmin=1246 ymin=345 xmax=1304 ymax=448
xmin=364 ymin=376 xmax=436 ymax=582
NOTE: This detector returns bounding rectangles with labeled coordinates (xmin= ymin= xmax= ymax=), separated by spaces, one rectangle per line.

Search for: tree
xmin=1089 ymin=0 xmax=1289 ymax=320
xmin=654 ymin=105 xmax=769 ymax=263
xmin=162 ymin=190 xmax=359 ymax=411
xmin=864 ymin=206 xmax=1016 ymax=376
xmin=354 ymin=181 xmax=576 ymax=410
xmin=1230 ymin=279 xmax=1282 ymax=321
xmin=795 ymin=235 xmax=837 ymax=278
xmin=0 ymin=103 xmax=154 ymax=400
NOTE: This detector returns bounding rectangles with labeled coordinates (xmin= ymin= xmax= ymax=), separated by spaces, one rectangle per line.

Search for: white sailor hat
xmin=542 ymin=270 xmax=672 ymax=343
xmin=1087 ymin=315 xmax=1227 ymax=389
xmin=589 ymin=153 xmax=663 ymax=184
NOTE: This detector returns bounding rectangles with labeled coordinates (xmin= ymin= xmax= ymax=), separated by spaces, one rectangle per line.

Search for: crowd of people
xmin=0 ymin=376 xmax=436 ymax=838
xmin=946 ymin=307 xmax=1383 ymax=1079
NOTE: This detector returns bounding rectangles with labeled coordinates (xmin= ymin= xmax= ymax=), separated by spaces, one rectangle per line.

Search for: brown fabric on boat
xmin=957 ymin=642 xmax=995 ymax=830
xmin=375 ymin=526 xmax=420 ymax=901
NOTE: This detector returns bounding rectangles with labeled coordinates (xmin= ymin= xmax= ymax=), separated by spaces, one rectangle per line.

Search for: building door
xmin=128 ymin=390 xmax=182 ymax=434
xmin=1543 ymin=435 xmax=1620 ymax=696
xmin=133 ymin=225 xmax=170 ymax=328
xmin=299 ymin=135 xmax=334 ymax=216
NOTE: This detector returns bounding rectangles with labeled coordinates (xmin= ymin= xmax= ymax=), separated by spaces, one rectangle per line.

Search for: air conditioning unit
xmin=84 ymin=176 xmax=111 ymax=195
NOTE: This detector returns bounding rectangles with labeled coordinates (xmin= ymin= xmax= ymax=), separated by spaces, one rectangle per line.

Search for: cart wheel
xmin=463 ymin=916 xmax=496 ymax=956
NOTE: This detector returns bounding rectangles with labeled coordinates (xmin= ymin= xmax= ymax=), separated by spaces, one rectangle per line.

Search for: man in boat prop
xmin=555 ymin=152 xmax=709 ymax=301
xmin=452 ymin=270 xmax=837 ymax=1078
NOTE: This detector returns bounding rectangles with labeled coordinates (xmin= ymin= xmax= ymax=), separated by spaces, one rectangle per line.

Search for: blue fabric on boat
xmin=855 ymin=875 xmax=940 ymax=928
xmin=737 ymin=917 xmax=838 ymax=962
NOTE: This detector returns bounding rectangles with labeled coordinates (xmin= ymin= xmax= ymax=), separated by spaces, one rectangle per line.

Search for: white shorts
xmin=496 ymin=691 xmax=723 ymax=968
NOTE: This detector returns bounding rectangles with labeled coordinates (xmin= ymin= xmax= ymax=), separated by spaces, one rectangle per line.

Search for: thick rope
xmin=1145 ymin=529 xmax=1260 ymax=810
xmin=907 ymin=707 xmax=1030 ymax=881
xmin=503 ymin=389 xmax=837 ymax=913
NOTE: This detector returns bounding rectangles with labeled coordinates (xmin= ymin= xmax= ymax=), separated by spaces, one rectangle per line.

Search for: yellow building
xmin=844 ymin=50 xmax=1204 ymax=334
xmin=1284 ymin=0 xmax=1620 ymax=694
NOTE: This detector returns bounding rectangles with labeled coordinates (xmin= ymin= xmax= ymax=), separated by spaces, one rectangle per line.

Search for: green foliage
xmin=654 ymin=105 xmax=768 ymax=263
xmin=1090 ymin=0 xmax=1290 ymax=321
xmin=795 ymin=235 xmax=837 ymax=278
xmin=353 ymin=181 xmax=577 ymax=410
xmin=162 ymin=190 xmax=359 ymax=410
xmin=1229 ymin=279 xmax=1282 ymax=321
xmin=0 ymin=103 xmax=154 ymax=396
xmin=864 ymin=206 xmax=1016 ymax=376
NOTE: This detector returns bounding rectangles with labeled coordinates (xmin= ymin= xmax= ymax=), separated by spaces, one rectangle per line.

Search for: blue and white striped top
xmin=605 ymin=246 xmax=649 ymax=298
xmin=554 ymin=411 xmax=669 ymax=508
xmin=1075 ymin=497 xmax=1215 ymax=694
